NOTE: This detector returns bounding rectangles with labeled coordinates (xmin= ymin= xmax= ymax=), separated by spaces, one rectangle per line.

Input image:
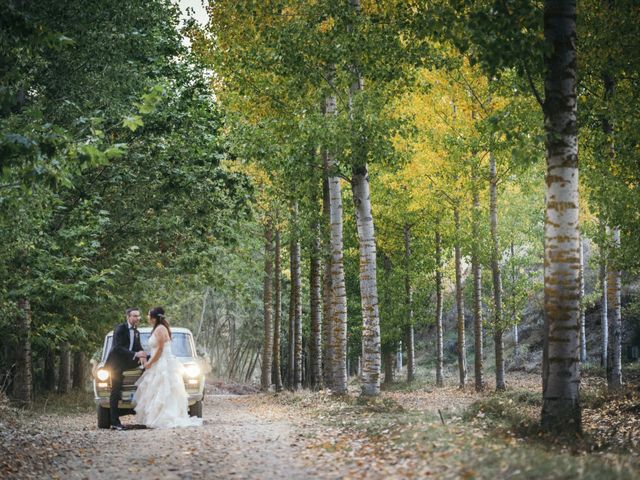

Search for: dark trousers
xmin=109 ymin=370 xmax=124 ymax=426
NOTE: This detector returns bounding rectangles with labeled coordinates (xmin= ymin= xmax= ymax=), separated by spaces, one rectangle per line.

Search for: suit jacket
xmin=105 ymin=322 xmax=143 ymax=373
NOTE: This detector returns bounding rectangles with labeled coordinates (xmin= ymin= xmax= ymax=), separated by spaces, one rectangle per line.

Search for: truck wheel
xmin=188 ymin=400 xmax=203 ymax=418
xmin=97 ymin=405 xmax=111 ymax=429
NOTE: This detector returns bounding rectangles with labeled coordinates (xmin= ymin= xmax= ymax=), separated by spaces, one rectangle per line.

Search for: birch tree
xmin=540 ymin=0 xmax=581 ymax=431
xmin=261 ymin=223 xmax=274 ymax=391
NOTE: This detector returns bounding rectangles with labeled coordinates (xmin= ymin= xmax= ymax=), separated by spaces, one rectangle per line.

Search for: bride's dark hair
xmin=149 ymin=306 xmax=172 ymax=339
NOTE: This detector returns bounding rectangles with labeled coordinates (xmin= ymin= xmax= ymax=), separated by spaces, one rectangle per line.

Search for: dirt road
xmin=2 ymin=395 xmax=335 ymax=480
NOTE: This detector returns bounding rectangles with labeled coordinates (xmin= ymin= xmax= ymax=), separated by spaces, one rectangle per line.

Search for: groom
xmin=105 ymin=307 xmax=147 ymax=430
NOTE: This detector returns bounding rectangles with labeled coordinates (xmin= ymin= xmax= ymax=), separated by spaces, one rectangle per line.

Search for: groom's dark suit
xmin=105 ymin=321 xmax=143 ymax=427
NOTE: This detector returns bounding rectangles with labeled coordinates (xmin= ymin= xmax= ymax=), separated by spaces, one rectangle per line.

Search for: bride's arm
xmin=144 ymin=326 xmax=170 ymax=369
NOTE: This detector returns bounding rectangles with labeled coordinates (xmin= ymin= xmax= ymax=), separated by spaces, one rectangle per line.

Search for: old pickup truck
xmin=93 ymin=326 xmax=205 ymax=428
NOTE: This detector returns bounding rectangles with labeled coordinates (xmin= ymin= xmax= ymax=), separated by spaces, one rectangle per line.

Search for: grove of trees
xmin=2 ymin=0 xmax=640 ymax=437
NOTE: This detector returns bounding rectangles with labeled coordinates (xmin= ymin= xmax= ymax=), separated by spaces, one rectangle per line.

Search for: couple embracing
xmin=105 ymin=306 xmax=202 ymax=430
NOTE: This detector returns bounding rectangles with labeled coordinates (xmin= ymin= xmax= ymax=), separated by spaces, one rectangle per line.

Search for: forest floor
xmin=1 ymin=369 xmax=639 ymax=479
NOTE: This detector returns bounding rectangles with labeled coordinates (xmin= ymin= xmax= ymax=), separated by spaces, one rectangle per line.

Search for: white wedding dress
xmin=134 ymin=333 xmax=203 ymax=429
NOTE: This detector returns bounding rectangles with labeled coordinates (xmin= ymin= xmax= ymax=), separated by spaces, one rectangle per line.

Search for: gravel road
xmin=2 ymin=395 xmax=336 ymax=480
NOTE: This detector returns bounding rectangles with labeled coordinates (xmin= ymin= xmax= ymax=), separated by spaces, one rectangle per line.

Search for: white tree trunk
xmin=472 ymin=182 xmax=484 ymax=392
xmin=273 ymin=229 xmax=283 ymax=391
xmin=600 ymin=225 xmax=608 ymax=370
xmin=328 ymin=153 xmax=348 ymax=395
xmin=454 ymin=208 xmax=467 ymax=388
xmin=349 ymin=0 xmax=380 ymax=397
xmin=541 ymin=0 xmax=581 ymax=431
xmin=579 ymin=237 xmax=587 ymax=363
xmin=352 ymin=165 xmax=382 ymax=396
xmin=435 ymin=228 xmax=444 ymax=387
xmin=404 ymin=224 xmax=415 ymax=382
xmin=260 ymin=224 xmax=273 ymax=391
xmin=292 ymin=226 xmax=303 ymax=391
xmin=607 ymin=227 xmax=622 ymax=389
xmin=322 ymin=92 xmax=335 ymax=390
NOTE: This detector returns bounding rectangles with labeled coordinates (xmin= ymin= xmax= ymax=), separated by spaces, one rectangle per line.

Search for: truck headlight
xmin=185 ymin=364 xmax=200 ymax=378
xmin=97 ymin=369 xmax=110 ymax=381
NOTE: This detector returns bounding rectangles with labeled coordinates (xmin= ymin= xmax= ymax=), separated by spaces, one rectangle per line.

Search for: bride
xmin=134 ymin=306 xmax=203 ymax=429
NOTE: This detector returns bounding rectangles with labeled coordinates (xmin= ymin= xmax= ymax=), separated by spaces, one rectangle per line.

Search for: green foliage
xmin=0 ymin=0 xmax=253 ymax=392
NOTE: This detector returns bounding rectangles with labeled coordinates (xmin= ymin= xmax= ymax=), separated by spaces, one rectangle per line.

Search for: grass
xmin=271 ymin=368 xmax=640 ymax=479
xmin=32 ymin=388 xmax=95 ymax=415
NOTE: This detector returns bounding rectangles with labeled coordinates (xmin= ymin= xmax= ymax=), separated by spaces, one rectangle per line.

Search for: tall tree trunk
xmin=349 ymin=0 xmax=381 ymax=397
xmin=246 ymin=350 xmax=260 ymax=383
xmin=404 ymin=224 xmax=415 ymax=383
xmin=292 ymin=225 xmax=303 ymax=391
xmin=328 ymin=165 xmax=348 ymax=395
xmin=352 ymin=165 xmax=381 ymax=396
xmin=58 ymin=342 xmax=71 ymax=394
xmin=12 ymin=299 xmax=32 ymax=407
xmin=489 ymin=153 xmax=505 ymax=391
xmin=454 ymin=207 xmax=467 ymax=388
xmin=273 ymin=229 xmax=283 ymax=392
xmin=322 ymin=175 xmax=334 ymax=389
xmin=540 ymin=0 xmax=581 ymax=432
xmin=288 ymin=239 xmax=296 ymax=389
xmin=260 ymin=223 xmax=274 ymax=391
xmin=607 ymin=227 xmax=622 ymax=389
xmin=310 ymin=226 xmax=323 ymax=390
xmin=600 ymin=222 xmax=609 ymax=370
xmin=579 ymin=237 xmax=587 ymax=363
xmin=383 ymin=349 xmax=394 ymax=385
xmin=320 ymin=53 xmax=346 ymax=399
xmin=72 ymin=351 xmax=86 ymax=390
xmin=601 ymin=66 xmax=622 ymax=389
xmin=472 ymin=181 xmax=484 ymax=392
xmin=44 ymin=346 xmax=56 ymax=392
xmin=435 ymin=228 xmax=444 ymax=387
xmin=511 ymin=241 xmax=521 ymax=367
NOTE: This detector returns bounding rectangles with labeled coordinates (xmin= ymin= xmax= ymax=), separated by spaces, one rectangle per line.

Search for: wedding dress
xmin=134 ymin=333 xmax=203 ymax=429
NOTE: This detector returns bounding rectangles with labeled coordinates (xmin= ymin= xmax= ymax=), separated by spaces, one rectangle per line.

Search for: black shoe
xmin=110 ymin=424 xmax=125 ymax=431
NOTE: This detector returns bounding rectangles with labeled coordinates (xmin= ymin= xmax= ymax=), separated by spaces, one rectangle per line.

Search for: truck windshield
xmin=102 ymin=332 xmax=194 ymax=360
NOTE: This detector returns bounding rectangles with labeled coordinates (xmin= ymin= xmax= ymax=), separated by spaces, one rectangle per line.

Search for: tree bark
xmin=310 ymin=225 xmax=323 ymax=390
xmin=600 ymin=234 xmax=608 ymax=370
xmin=472 ymin=183 xmax=484 ymax=392
xmin=72 ymin=351 xmax=86 ymax=390
xmin=540 ymin=0 xmax=581 ymax=432
xmin=260 ymin=223 xmax=274 ymax=391
xmin=288 ymin=238 xmax=296 ymax=389
xmin=273 ymin=229 xmax=283 ymax=392
xmin=511 ymin=241 xmax=521 ymax=367
xmin=489 ymin=153 xmax=505 ymax=391
xmin=292 ymin=224 xmax=303 ymax=391
xmin=349 ymin=0 xmax=381 ymax=397
xmin=607 ymin=227 xmax=622 ymax=389
xmin=601 ymin=66 xmax=622 ymax=390
xmin=322 ymin=166 xmax=334 ymax=390
xmin=12 ymin=299 xmax=32 ymax=407
xmin=454 ymin=207 xmax=467 ymax=388
xmin=435 ymin=228 xmax=444 ymax=387
xmin=383 ymin=349 xmax=394 ymax=385
xmin=404 ymin=224 xmax=415 ymax=383
xmin=58 ymin=342 xmax=71 ymax=394
xmin=579 ymin=237 xmax=587 ymax=363
xmin=328 ymin=160 xmax=348 ymax=395
xmin=44 ymin=346 xmax=56 ymax=392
